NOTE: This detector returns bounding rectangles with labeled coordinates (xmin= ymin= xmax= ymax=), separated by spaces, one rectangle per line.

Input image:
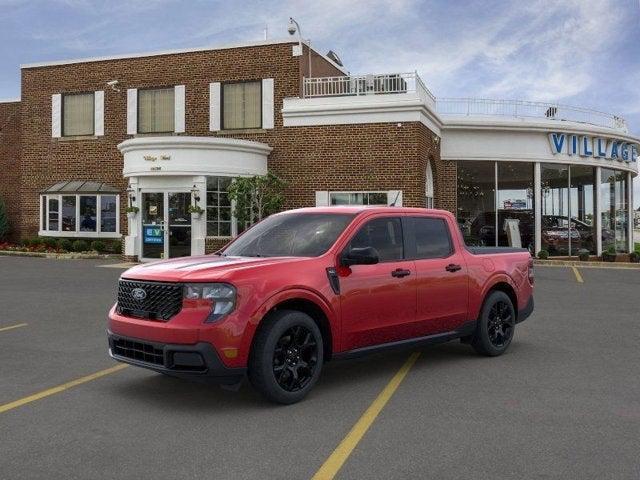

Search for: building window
xmin=426 ymin=161 xmax=434 ymax=208
xmin=40 ymin=194 xmax=119 ymax=237
xmin=138 ymin=87 xmax=175 ymax=133
xmin=457 ymin=161 xmax=496 ymax=247
xmin=206 ymin=176 xmax=233 ymax=237
xmin=497 ymin=163 xmax=534 ymax=251
xmin=222 ymin=81 xmax=261 ymax=130
xmin=329 ymin=191 xmax=389 ymax=206
xmin=62 ymin=92 xmax=94 ymax=136
xmin=601 ymin=168 xmax=628 ymax=253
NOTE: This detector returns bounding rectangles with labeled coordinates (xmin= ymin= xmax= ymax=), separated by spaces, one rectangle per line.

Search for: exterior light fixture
xmin=288 ymin=17 xmax=312 ymax=77
xmin=191 ymin=185 xmax=201 ymax=203
xmin=126 ymin=185 xmax=136 ymax=203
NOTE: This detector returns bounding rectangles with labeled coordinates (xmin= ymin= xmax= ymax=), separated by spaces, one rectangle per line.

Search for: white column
xmin=595 ymin=167 xmax=602 ymax=256
xmin=628 ymin=171 xmax=634 ymax=253
xmin=534 ymin=162 xmax=542 ymax=255
xmin=124 ymin=177 xmax=139 ymax=258
xmin=191 ymin=175 xmax=207 ymax=256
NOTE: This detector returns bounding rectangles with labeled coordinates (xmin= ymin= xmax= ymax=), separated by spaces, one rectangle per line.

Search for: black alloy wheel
xmin=487 ymin=300 xmax=514 ymax=348
xmin=471 ymin=290 xmax=516 ymax=356
xmin=272 ymin=325 xmax=319 ymax=392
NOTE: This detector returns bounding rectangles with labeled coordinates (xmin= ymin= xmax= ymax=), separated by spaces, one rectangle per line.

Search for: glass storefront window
xmin=62 ymin=196 xmax=76 ymax=232
xmin=206 ymin=176 xmax=233 ymax=237
xmin=79 ymin=196 xmax=97 ymax=232
xmin=100 ymin=195 xmax=117 ymax=233
xmin=569 ymin=166 xmax=596 ymax=254
xmin=48 ymin=197 xmax=59 ymax=231
xmin=541 ymin=164 xmax=570 ymax=255
xmin=457 ymin=161 xmax=496 ymax=246
xmin=497 ymin=163 xmax=534 ymax=251
xmin=601 ymin=169 xmax=628 ymax=253
xmin=329 ymin=192 xmax=388 ymax=206
xmin=40 ymin=193 xmax=118 ymax=236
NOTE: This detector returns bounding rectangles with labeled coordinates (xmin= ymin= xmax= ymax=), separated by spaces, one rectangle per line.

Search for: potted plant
xmin=537 ymin=249 xmax=549 ymax=260
xmin=187 ymin=205 xmax=204 ymax=219
xmin=126 ymin=206 xmax=139 ymax=219
xmin=602 ymin=245 xmax=617 ymax=262
xmin=577 ymin=249 xmax=590 ymax=262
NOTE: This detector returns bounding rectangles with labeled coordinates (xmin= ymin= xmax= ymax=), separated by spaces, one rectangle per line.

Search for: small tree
xmin=0 ymin=197 xmax=9 ymax=241
xmin=227 ymin=173 xmax=286 ymax=228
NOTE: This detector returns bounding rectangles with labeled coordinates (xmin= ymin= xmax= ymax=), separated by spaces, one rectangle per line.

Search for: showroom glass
xmin=329 ymin=192 xmax=388 ymax=206
xmin=62 ymin=92 xmax=94 ymax=136
xmin=61 ymin=196 xmax=76 ymax=231
xmin=206 ymin=176 xmax=233 ymax=236
xmin=348 ymin=217 xmax=403 ymax=262
xmin=138 ymin=88 xmax=175 ymax=133
xmin=457 ymin=161 xmax=496 ymax=247
xmin=601 ymin=168 xmax=628 ymax=252
xmin=497 ymin=163 xmax=535 ymax=250
xmin=222 ymin=82 xmax=261 ymax=130
xmin=79 ymin=196 xmax=97 ymax=232
xmin=223 ymin=213 xmax=355 ymax=257
xmin=541 ymin=164 xmax=570 ymax=255
xmin=569 ymin=166 xmax=596 ymax=254
xmin=411 ymin=217 xmax=452 ymax=259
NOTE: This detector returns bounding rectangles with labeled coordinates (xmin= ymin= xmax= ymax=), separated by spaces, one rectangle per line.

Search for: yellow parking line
xmin=312 ymin=352 xmax=421 ymax=480
xmin=571 ymin=266 xmax=584 ymax=283
xmin=0 ymin=364 xmax=128 ymax=414
xmin=0 ymin=323 xmax=28 ymax=333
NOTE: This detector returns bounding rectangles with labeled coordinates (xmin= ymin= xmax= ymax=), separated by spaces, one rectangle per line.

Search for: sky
xmin=1 ymin=0 xmax=639 ymax=203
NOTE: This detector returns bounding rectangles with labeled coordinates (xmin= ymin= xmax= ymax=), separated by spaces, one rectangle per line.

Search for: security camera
xmin=106 ymin=80 xmax=120 ymax=92
xmin=287 ymin=18 xmax=297 ymax=35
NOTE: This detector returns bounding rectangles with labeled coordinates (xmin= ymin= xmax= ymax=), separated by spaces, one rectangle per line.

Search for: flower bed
xmin=0 ymin=237 xmax=122 ymax=256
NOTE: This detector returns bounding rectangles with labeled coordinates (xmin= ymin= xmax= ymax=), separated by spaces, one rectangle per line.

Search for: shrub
xmin=29 ymin=237 xmax=42 ymax=247
xmin=21 ymin=238 xmax=31 ymax=247
xmin=0 ymin=197 xmax=9 ymax=241
xmin=72 ymin=239 xmax=89 ymax=252
xmin=629 ymin=251 xmax=640 ymax=263
xmin=58 ymin=238 xmax=73 ymax=252
xmin=577 ymin=249 xmax=590 ymax=261
xmin=602 ymin=245 xmax=617 ymax=262
xmin=109 ymin=239 xmax=122 ymax=254
xmin=42 ymin=237 xmax=58 ymax=249
xmin=537 ymin=250 xmax=549 ymax=260
xmin=90 ymin=240 xmax=106 ymax=252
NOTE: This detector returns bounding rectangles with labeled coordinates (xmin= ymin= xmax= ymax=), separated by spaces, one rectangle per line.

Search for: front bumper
xmin=108 ymin=331 xmax=246 ymax=385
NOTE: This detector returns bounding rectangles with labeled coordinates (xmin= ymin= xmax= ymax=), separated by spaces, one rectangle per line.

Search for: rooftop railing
xmin=302 ymin=72 xmax=436 ymax=107
xmin=436 ymin=97 xmax=628 ymax=132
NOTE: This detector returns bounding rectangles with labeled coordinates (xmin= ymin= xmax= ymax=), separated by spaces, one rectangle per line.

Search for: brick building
xmin=0 ymin=38 xmax=638 ymax=260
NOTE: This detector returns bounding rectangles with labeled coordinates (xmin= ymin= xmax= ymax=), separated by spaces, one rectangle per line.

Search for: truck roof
xmin=279 ymin=206 xmax=450 ymax=216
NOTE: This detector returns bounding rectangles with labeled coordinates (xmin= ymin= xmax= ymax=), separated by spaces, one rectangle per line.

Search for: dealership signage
xmin=548 ymin=133 xmax=638 ymax=162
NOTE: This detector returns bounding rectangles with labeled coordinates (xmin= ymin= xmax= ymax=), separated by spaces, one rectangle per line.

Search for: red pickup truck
xmin=108 ymin=207 xmax=534 ymax=404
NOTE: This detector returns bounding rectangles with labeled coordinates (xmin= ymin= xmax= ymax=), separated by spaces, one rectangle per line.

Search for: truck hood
xmin=121 ymin=254 xmax=306 ymax=282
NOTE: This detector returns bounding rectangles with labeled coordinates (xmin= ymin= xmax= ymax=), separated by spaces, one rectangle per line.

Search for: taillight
xmin=528 ymin=259 xmax=534 ymax=284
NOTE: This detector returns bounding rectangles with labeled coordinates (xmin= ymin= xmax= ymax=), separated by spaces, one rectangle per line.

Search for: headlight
xmin=184 ymin=283 xmax=236 ymax=322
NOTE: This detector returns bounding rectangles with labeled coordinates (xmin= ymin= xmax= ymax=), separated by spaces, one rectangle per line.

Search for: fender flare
xmin=473 ymin=272 xmax=518 ymax=319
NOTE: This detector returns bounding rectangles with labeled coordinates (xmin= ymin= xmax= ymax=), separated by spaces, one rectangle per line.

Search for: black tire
xmin=471 ymin=291 xmax=516 ymax=356
xmin=248 ymin=309 xmax=323 ymax=404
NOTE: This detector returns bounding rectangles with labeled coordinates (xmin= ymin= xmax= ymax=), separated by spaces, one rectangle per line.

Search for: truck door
xmin=339 ymin=215 xmax=417 ymax=351
xmin=407 ymin=215 xmax=469 ymax=335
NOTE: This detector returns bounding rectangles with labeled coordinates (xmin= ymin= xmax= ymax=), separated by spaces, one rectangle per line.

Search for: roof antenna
xmin=389 ymin=190 xmax=401 ymax=207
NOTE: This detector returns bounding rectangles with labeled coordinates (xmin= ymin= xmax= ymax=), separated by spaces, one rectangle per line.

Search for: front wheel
xmin=472 ymin=291 xmax=516 ymax=356
xmin=248 ymin=310 xmax=323 ymax=404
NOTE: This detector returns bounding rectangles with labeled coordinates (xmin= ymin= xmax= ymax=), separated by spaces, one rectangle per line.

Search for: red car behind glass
xmin=108 ymin=207 xmax=534 ymax=404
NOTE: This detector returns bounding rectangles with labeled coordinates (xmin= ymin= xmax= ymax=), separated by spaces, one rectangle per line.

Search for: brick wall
xmin=417 ymin=123 xmax=456 ymax=213
xmin=0 ymin=101 xmax=21 ymax=240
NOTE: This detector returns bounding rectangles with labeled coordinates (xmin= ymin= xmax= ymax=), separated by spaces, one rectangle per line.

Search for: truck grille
xmin=112 ymin=338 xmax=164 ymax=366
xmin=116 ymin=280 xmax=183 ymax=321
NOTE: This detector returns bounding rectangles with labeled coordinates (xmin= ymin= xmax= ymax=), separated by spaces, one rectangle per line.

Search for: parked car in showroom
xmin=108 ymin=207 xmax=534 ymax=404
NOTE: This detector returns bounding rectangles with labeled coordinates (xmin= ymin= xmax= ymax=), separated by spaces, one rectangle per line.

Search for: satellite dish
xmin=326 ymin=50 xmax=343 ymax=67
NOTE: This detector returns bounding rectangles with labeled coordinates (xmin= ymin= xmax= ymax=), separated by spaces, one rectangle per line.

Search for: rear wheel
xmin=248 ymin=310 xmax=323 ymax=404
xmin=472 ymin=291 xmax=516 ymax=356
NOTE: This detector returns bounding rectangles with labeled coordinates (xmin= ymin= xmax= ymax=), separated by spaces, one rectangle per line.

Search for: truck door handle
xmin=391 ymin=268 xmax=411 ymax=278
xmin=445 ymin=264 xmax=462 ymax=273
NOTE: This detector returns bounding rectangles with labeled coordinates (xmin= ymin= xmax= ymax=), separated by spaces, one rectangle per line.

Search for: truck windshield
xmin=222 ymin=213 xmax=355 ymax=258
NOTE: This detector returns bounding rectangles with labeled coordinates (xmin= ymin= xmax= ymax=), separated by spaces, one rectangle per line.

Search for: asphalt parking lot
xmin=1 ymin=257 xmax=639 ymax=480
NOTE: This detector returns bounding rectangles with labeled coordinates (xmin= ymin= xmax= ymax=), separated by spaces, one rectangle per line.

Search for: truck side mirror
xmin=341 ymin=246 xmax=379 ymax=266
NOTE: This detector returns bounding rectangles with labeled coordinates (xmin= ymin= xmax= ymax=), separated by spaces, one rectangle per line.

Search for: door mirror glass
xmin=342 ymin=246 xmax=379 ymax=266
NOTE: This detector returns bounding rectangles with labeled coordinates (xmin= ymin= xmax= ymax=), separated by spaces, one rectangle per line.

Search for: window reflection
xmin=569 ymin=166 xmax=596 ymax=254
xmin=497 ymin=163 xmax=534 ymax=251
xmin=457 ymin=161 xmax=496 ymax=246
xmin=601 ymin=169 xmax=628 ymax=253
xmin=541 ymin=164 xmax=570 ymax=255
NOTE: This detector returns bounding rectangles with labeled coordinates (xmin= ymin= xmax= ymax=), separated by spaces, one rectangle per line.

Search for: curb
xmin=534 ymin=259 xmax=640 ymax=269
xmin=0 ymin=250 xmax=120 ymax=260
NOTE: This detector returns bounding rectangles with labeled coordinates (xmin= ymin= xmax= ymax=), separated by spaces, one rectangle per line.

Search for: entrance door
xmin=167 ymin=192 xmax=191 ymax=259
xmin=140 ymin=192 xmax=192 ymax=261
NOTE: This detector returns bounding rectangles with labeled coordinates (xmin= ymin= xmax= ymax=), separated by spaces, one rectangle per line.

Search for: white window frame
xmin=328 ymin=191 xmax=393 ymax=206
xmin=205 ymin=176 xmax=236 ymax=238
xmin=426 ymin=161 xmax=435 ymax=208
xmin=61 ymin=91 xmax=96 ymax=137
xmin=39 ymin=193 xmax=121 ymax=238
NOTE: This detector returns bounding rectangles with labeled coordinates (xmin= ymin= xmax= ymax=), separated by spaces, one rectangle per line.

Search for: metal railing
xmin=436 ymin=97 xmax=628 ymax=132
xmin=302 ymin=72 xmax=436 ymax=105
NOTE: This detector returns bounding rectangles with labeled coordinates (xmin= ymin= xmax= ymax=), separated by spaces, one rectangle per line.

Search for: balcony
xmin=301 ymin=73 xmax=628 ymax=133
xmin=302 ymin=72 xmax=436 ymax=109
xmin=436 ymin=98 xmax=627 ymax=132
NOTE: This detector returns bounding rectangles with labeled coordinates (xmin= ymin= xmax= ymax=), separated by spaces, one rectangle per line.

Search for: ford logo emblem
xmin=131 ymin=288 xmax=147 ymax=301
